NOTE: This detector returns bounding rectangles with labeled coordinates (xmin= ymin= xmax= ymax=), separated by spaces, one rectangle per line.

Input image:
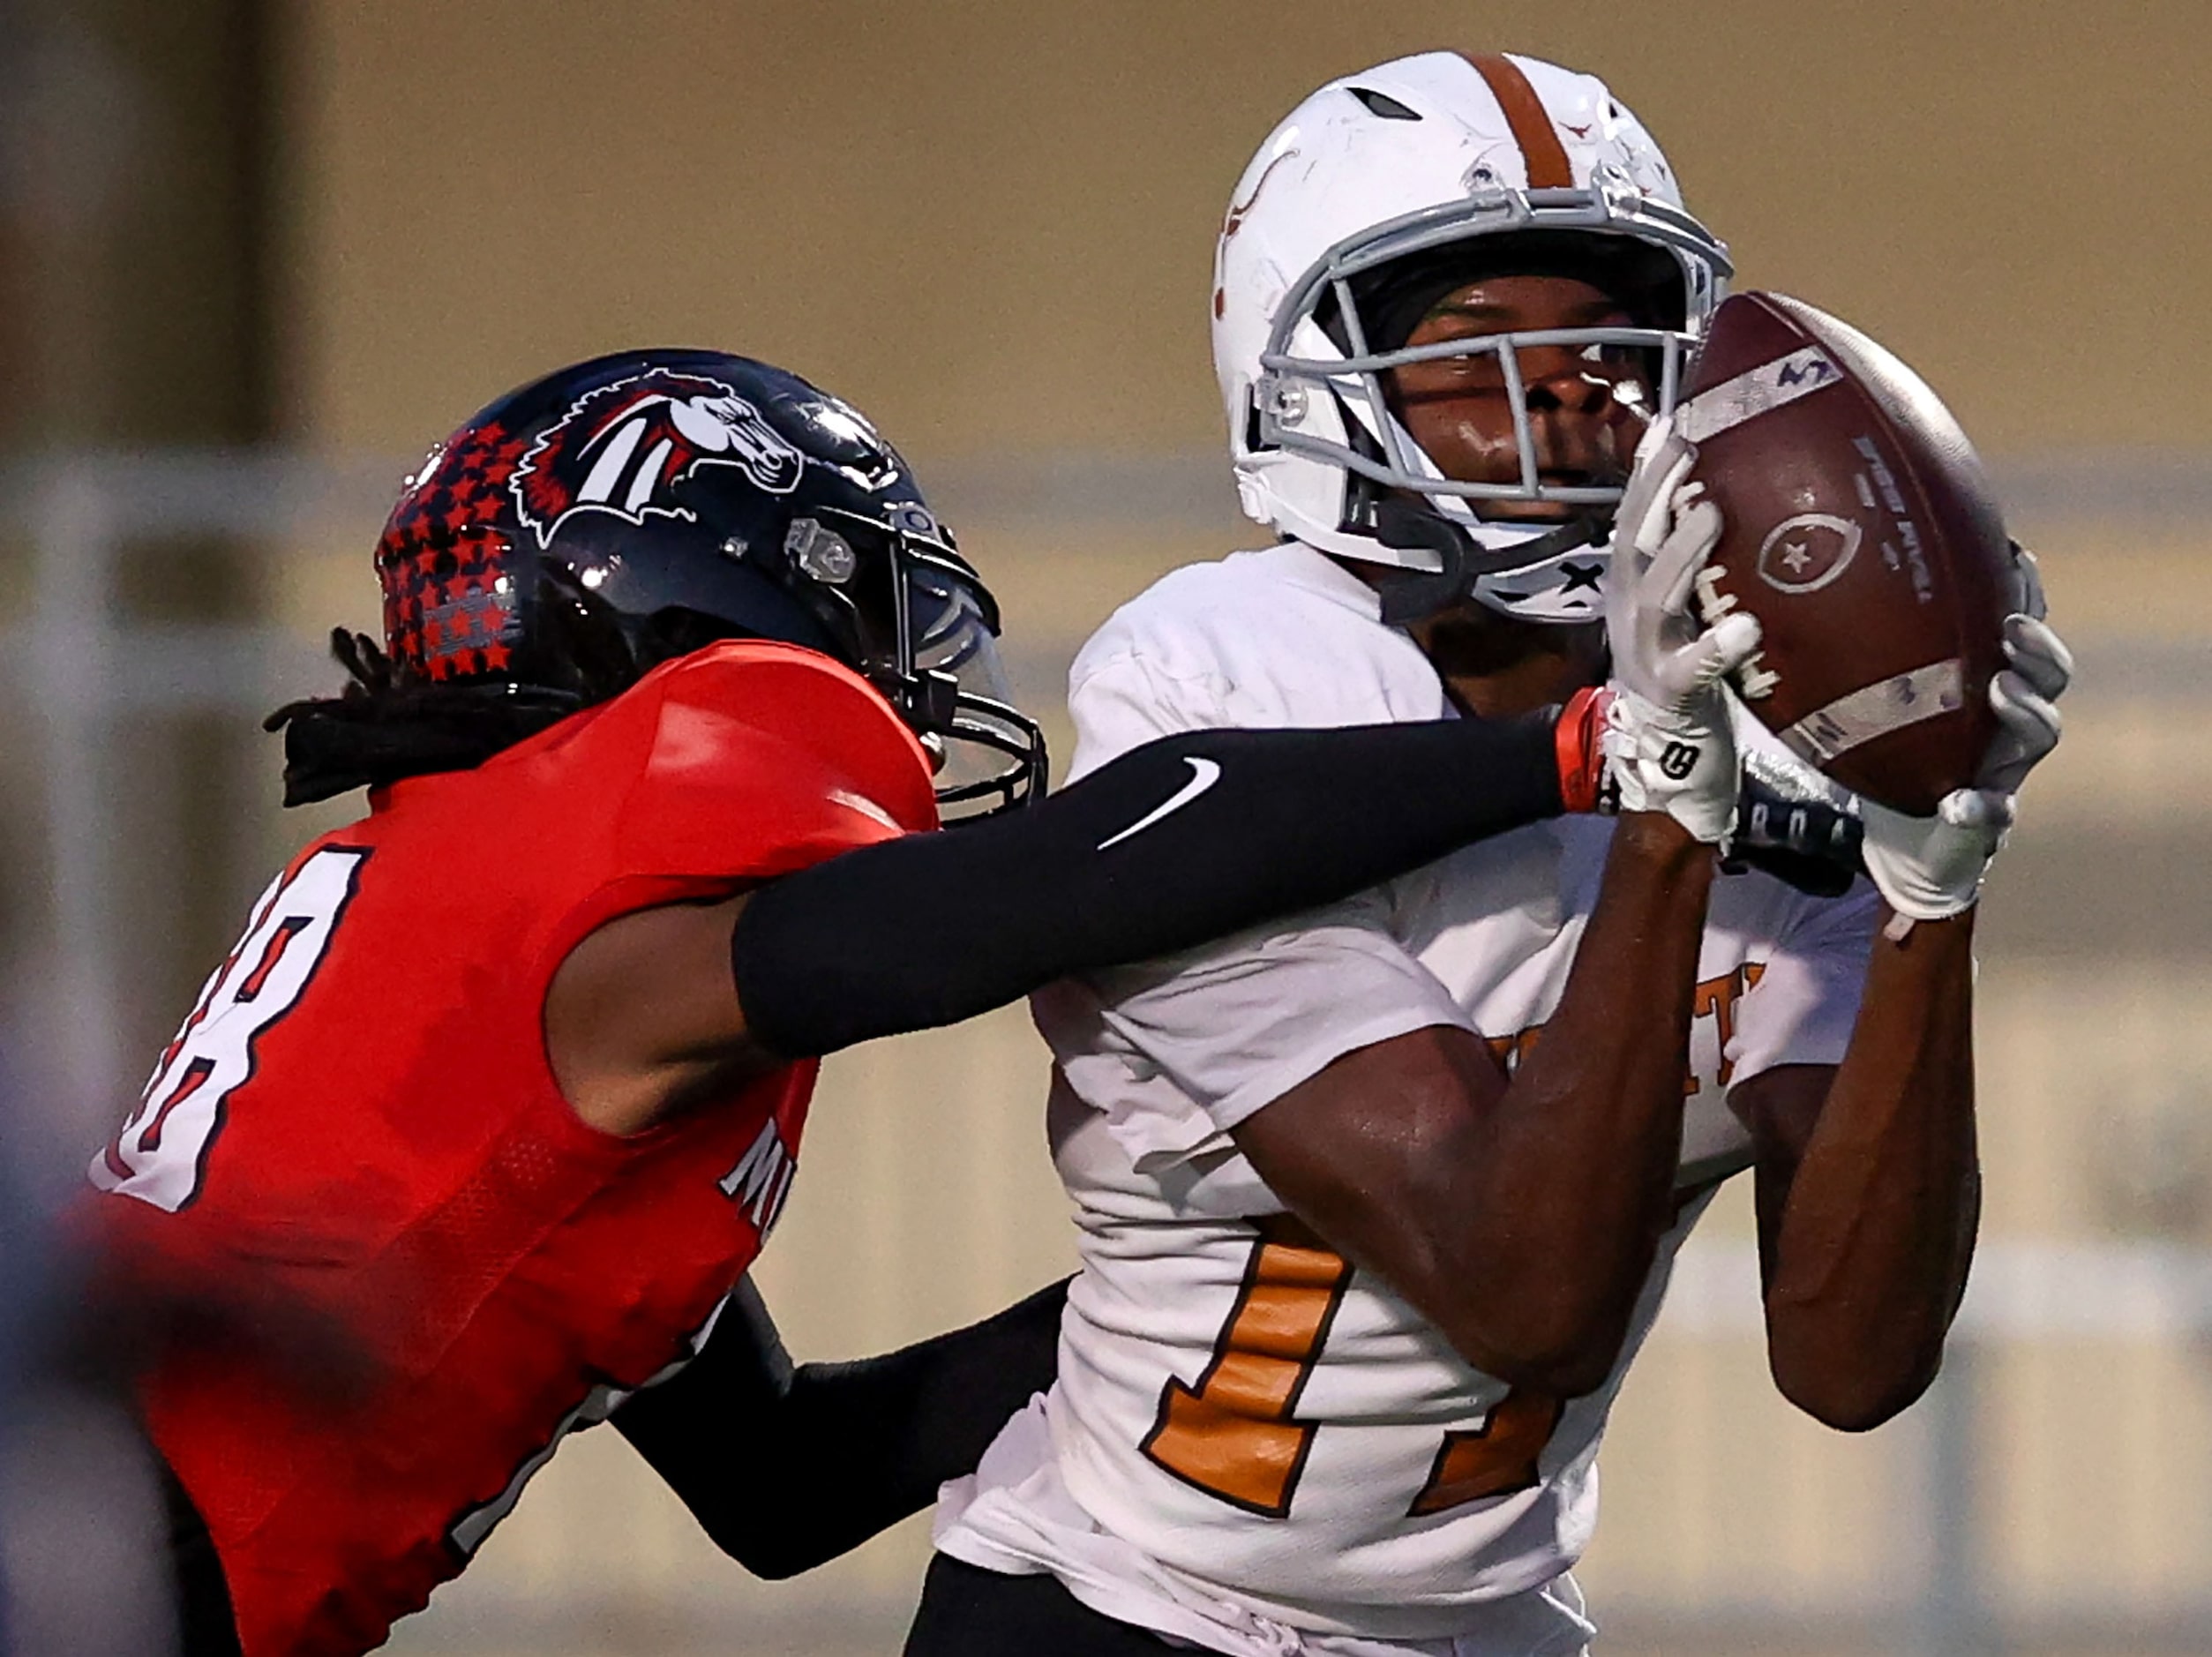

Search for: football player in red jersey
xmin=82 ymin=348 xmax=1676 ymax=1657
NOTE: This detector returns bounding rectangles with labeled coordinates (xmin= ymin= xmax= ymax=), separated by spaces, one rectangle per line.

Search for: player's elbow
xmin=1437 ymin=1301 xmax=1631 ymax=1399
xmin=1405 ymin=1245 xmax=1641 ymax=1397
xmin=1769 ymin=1340 xmax=1941 ymax=1433
xmin=740 ymin=1550 xmax=816 ymax=1582
xmin=664 ymin=1478 xmax=843 ymax=1578
xmin=1778 ymin=1375 xmax=1928 ymax=1434
xmin=700 ymin=1521 xmax=825 ymax=1580
xmin=1487 ymin=1346 xmax=1614 ymax=1401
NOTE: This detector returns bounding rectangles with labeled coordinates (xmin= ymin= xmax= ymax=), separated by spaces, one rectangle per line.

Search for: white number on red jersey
xmin=92 ymin=845 xmax=371 ymax=1211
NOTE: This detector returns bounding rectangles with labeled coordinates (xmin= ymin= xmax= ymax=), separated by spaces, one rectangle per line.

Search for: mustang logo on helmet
xmin=511 ymin=370 xmax=806 ymax=548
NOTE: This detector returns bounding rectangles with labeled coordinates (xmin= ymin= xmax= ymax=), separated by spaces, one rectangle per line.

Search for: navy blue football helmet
xmin=369 ymin=348 xmax=1046 ymax=819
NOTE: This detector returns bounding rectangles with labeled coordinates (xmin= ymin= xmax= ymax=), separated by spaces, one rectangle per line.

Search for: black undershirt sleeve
xmin=733 ymin=714 xmax=1563 ymax=1058
xmin=612 ymin=1276 xmax=1069 ymax=1578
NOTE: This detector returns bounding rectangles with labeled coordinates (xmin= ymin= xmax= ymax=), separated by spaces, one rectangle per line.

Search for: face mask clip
xmin=903 ymin=667 xmax=963 ymax=734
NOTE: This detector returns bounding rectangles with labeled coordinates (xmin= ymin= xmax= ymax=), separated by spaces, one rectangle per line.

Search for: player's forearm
xmin=1760 ymin=913 xmax=1979 ymax=1430
xmin=1434 ymin=816 xmax=1715 ymax=1391
xmin=615 ymin=1278 xmax=1067 ymax=1577
xmin=731 ymin=711 xmax=1581 ymax=1057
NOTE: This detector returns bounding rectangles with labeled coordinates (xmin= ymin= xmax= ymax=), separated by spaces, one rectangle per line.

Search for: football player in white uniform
xmin=910 ymin=50 xmax=2073 ymax=1657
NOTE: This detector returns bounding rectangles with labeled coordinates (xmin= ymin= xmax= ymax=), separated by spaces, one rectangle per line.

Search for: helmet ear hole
xmin=1348 ymin=86 xmax=1421 ymax=121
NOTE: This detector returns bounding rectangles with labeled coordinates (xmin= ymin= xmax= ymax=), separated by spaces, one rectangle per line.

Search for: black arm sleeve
xmin=612 ymin=1276 xmax=1068 ymax=1578
xmin=733 ymin=714 xmax=1563 ymax=1057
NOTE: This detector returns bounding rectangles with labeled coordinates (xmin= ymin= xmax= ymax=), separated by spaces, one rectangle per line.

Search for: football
xmin=1678 ymin=290 xmax=2018 ymax=815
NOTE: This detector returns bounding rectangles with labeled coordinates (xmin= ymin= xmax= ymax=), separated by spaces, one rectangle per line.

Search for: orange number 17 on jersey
xmin=1141 ymin=1215 xmax=1562 ymax=1519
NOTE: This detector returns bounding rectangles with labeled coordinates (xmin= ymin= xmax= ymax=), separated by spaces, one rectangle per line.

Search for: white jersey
xmin=936 ymin=544 xmax=1878 ymax=1656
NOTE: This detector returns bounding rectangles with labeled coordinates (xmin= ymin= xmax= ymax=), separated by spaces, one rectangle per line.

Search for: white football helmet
xmin=1212 ymin=50 xmax=1732 ymax=624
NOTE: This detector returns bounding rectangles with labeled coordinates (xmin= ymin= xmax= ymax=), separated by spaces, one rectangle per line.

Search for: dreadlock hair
xmin=262 ymin=630 xmax=584 ymax=807
xmin=261 ymin=571 xmax=710 ymax=807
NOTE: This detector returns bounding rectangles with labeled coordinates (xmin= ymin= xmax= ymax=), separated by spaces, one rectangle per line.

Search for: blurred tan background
xmin=281 ymin=0 xmax=2204 ymax=461
xmin=4 ymin=3 xmax=2210 ymax=1654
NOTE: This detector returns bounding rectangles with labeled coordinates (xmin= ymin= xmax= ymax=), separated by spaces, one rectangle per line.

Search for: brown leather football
xmin=1680 ymin=291 xmax=2017 ymax=815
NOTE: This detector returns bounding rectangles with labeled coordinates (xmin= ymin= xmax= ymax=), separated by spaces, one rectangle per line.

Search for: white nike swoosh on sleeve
xmin=1095 ymin=757 xmax=1223 ymax=851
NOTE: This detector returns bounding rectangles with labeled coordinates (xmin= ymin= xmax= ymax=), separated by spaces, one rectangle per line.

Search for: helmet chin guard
xmin=1368 ymin=499 xmax=1609 ymax=627
xmin=1211 ymin=51 xmax=1732 ymax=626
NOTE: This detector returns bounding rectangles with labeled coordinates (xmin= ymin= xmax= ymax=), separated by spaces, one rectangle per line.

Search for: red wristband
xmin=1555 ymin=685 xmax=1611 ymax=814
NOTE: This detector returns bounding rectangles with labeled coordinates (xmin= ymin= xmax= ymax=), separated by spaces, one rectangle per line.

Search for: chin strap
xmin=1368 ymin=500 xmax=1608 ymax=626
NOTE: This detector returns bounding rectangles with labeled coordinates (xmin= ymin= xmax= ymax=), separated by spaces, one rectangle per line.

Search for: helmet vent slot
xmin=1348 ymin=86 xmax=1421 ymax=121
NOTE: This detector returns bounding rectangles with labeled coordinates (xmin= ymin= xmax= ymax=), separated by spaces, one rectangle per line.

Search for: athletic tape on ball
xmin=1779 ymin=658 xmax=1966 ymax=766
xmin=1677 ymin=346 xmax=1844 ymax=444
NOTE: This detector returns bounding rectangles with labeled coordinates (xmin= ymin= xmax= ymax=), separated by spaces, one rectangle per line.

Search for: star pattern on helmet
xmin=374 ymin=420 xmax=525 ymax=680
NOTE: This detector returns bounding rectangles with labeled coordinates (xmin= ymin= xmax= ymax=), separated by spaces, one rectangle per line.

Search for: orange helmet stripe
xmin=1461 ymin=53 xmax=1574 ymax=189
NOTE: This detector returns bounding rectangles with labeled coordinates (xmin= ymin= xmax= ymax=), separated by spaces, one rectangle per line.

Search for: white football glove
xmin=1858 ymin=604 xmax=2073 ymax=922
xmin=1602 ymin=416 xmax=1764 ymax=843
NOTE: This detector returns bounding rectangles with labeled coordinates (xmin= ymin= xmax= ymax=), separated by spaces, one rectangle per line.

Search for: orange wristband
xmin=1555 ymin=684 xmax=1611 ymax=814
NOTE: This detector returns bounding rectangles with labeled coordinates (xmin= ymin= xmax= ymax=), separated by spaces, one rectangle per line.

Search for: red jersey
xmin=88 ymin=641 xmax=936 ymax=1656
